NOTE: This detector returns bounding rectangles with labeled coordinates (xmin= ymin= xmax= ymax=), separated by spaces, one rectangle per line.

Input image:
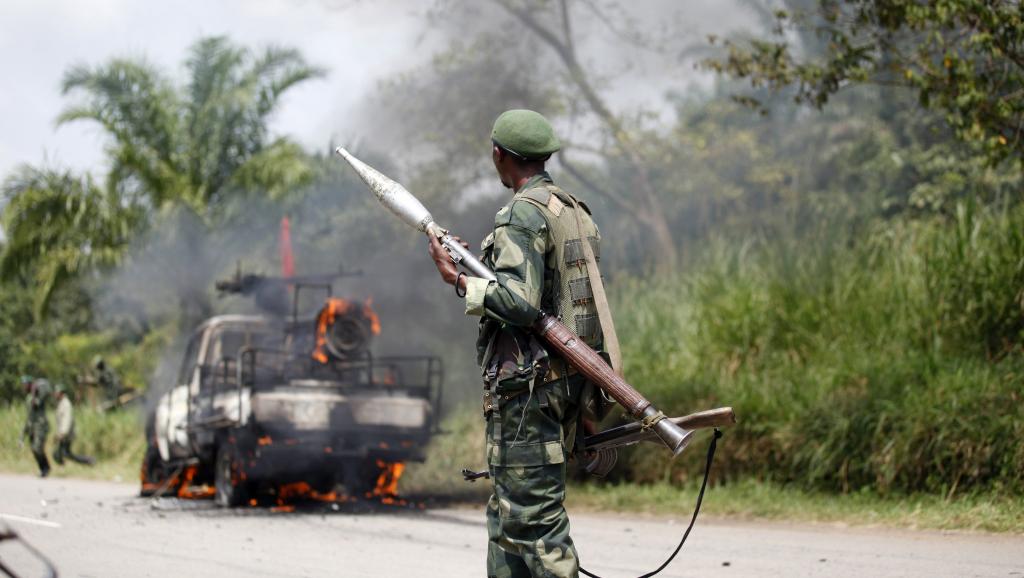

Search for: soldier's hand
xmin=427 ymin=235 xmax=460 ymax=285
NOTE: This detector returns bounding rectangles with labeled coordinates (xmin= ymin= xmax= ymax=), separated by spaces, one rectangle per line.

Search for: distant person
xmin=93 ymin=356 xmax=122 ymax=407
xmin=53 ymin=384 xmax=95 ymax=466
xmin=20 ymin=376 xmax=51 ymax=477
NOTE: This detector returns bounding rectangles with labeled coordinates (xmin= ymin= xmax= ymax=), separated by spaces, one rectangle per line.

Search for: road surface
xmin=0 ymin=474 xmax=1020 ymax=578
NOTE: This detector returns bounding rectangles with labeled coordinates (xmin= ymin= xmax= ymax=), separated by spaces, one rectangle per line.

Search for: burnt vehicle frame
xmin=141 ymin=274 xmax=443 ymax=506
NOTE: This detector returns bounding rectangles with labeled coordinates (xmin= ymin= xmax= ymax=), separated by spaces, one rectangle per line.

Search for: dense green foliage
xmin=705 ymin=0 xmax=1024 ymax=164
xmin=616 ymin=202 xmax=1024 ymax=495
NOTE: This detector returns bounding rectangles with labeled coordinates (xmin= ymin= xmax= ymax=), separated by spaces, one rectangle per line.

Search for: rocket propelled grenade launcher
xmin=335 ymin=148 xmax=492 ymax=281
xmin=335 ymin=147 xmax=692 ymax=456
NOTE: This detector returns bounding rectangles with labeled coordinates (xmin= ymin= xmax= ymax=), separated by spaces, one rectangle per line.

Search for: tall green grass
xmin=615 ymin=201 xmax=1024 ymax=496
xmin=0 ymin=404 xmax=145 ymax=481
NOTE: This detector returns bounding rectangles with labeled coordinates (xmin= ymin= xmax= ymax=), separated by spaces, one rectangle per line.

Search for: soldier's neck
xmin=511 ymin=169 xmax=548 ymax=193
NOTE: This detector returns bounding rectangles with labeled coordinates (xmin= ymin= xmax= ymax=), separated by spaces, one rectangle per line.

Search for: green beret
xmin=491 ymin=109 xmax=561 ymax=159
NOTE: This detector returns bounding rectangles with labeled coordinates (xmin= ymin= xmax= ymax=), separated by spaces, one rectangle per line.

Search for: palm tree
xmin=59 ymin=35 xmax=324 ymax=215
xmin=1 ymin=166 xmax=141 ymax=317
xmin=1 ymin=36 xmax=324 ymax=317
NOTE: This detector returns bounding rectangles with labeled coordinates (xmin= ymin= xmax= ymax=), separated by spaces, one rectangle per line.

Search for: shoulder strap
xmin=518 ymin=186 xmax=551 ymax=206
xmin=564 ymin=195 xmax=623 ymax=377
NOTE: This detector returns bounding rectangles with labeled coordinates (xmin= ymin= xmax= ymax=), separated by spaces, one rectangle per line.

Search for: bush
xmin=611 ymin=204 xmax=1024 ymax=496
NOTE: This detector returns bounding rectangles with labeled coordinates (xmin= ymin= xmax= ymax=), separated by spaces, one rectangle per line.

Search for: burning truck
xmin=139 ymin=267 xmax=443 ymax=507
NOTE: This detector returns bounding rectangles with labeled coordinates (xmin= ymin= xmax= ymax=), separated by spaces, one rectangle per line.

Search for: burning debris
xmin=155 ymin=459 xmax=412 ymax=512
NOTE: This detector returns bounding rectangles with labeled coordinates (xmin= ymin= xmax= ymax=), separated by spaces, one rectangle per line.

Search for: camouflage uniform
xmin=465 ymin=172 xmax=610 ymax=578
xmin=22 ymin=380 xmax=51 ymax=477
xmin=95 ymin=357 xmax=122 ymax=406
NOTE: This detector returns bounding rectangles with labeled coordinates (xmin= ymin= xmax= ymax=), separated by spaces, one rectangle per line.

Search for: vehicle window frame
xmin=177 ymin=330 xmax=204 ymax=387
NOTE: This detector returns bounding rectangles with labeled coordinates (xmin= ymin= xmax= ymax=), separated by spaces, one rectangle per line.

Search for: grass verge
xmin=568 ymin=478 xmax=1024 ymax=534
xmin=406 ymin=408 xmax=1024 ymax=533
xmin=0 ymin=404 xmax=145 ymax=483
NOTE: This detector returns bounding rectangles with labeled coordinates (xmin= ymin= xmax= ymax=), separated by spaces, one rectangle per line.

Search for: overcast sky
xmin=0 ymin=0 xmax=753 ymax=183
xmin=0 ymin=0 xmax=433 ymax=180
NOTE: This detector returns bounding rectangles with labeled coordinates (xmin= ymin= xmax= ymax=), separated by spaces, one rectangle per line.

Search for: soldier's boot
xmin=53 ymin=441 xmax=65 ymax=466
xmin=31 ymin=437 xmax=50 ymax=477
xmin=33 ymin=451 xmax=50 ymax=477
xmin=68 ymin=446 xmax=96 ymax=466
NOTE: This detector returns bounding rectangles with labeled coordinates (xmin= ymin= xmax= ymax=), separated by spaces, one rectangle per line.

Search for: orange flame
xmin=177 ymin=465 xmax=215 ymax=499
xmin=363 ymin=298 xmax=382 ymax=335
xmin=312 ymin=298 xmax=381 ymax=363
xmin=367 ymin=460 xmax=406 ymax=505
xmin=276 ymin=481 xmax=338 ymax=504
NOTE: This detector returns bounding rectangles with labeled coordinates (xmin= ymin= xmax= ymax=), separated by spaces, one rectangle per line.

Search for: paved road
xmin=0 ymin=474 xmax=1021 ymax=578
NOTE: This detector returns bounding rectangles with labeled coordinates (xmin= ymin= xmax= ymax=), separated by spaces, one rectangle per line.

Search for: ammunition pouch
xmin=546 ymin=357 xmax=578 ymax=382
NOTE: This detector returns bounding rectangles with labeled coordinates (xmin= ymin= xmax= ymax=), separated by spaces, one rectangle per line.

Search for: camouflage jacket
xmin=23 ymin=385 xmax=50 ymax=437
xmin=464 ymin=172 xmax=604 ymax=390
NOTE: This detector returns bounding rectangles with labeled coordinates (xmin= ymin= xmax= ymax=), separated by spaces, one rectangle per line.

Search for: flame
xmin=367 ymin=460 xmax=406 ymax=505
xmin=177 ymin=465 xmax=215 ymax=499
xmin=363 ymin=298 xmax=382 ymax=335
xmin=312 ymin=298 xmax=381 ymax=363
xmin=313 ymin=298 xmax=351 ymax=363
xmin=277 ymin=481 xmax=338 ymax=504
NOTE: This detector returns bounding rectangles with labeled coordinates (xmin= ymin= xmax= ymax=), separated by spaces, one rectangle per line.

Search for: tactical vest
xmin=517 ymin=183 xmax=603 ymax=348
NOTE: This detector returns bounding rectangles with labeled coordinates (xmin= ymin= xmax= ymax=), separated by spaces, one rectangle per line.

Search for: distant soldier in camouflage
xmin=93 ymin=356 xmax=122 ymax=407
xmin=53 ymin=384 xmax=95 ymax=466
xmin=429 ymin=110 xmax=614 ymax=578
xmin=21 ymin=376 xmax=51 ymax=477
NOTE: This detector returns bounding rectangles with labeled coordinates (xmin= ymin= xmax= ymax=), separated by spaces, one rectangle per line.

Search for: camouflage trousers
xmin=484 ymin=374 xmax=585 ymax=578
xmin=27 ymin=425 xmax=50 ymax=476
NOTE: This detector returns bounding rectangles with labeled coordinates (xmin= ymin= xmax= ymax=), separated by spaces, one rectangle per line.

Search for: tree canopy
xmin=704 ymin=0 xmax=1024 ymax=165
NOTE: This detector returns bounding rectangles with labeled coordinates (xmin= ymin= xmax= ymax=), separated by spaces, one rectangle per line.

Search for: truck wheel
xmin=140 ymin=445 xmax=176 ymax=497
xmin=215 ymin=444 xmax=249 ymax=507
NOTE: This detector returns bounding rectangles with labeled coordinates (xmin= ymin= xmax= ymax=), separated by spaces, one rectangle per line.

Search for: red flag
xmin=280 ymin=216 xmax=295 ymax=278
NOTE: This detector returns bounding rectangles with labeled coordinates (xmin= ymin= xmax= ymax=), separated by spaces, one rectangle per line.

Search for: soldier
xmin=20 ymin=376 xmax=51 ymax=477
xmin=93 ymin=355 xmax=122 ymax=407
xmin=53 ymin=384 xmax=95 ymax=466
xmin=428 ymin=109 xmax=615 ymax=578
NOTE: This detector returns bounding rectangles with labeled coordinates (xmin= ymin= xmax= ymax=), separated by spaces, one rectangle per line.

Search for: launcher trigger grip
xmin=461 ymin=468 xmax=490 ymax=482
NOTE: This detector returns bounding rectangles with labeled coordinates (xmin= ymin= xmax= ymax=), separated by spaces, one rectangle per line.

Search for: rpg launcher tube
xmin=532 ymin=314 xmax=692 ymax=456
xmin=335 ymin=147 xmax=692 ymax=457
